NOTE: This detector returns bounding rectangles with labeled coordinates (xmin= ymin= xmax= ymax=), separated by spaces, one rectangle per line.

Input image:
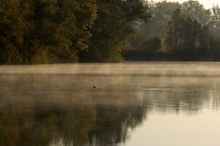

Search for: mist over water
xmin=1 ymin=62 xmax=220 ymax=146
xmin=1 ymin=62 xmax=220 ymax=76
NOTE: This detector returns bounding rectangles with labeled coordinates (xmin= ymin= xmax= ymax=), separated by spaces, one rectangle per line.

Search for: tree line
xmin=124 ymin=0 xmax=220 ymax=61
xmin=2 ymin=0 xmax=220 ymax=64
xmin=0 ymin=0 xmax=150 ymax=64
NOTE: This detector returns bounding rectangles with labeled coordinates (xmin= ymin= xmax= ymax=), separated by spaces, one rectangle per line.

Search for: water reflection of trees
xmin=89 ymin=105 xmax=146 ymax=146
xmin=0 ymin=101 xmax=147 ymax=146
xmin=138 ymin=84 xmax=216 ymax=115
xmin=1 ymin=74 xmax=220 ymax=146
xmin=0 ymin=74 xmax=148 ymax=146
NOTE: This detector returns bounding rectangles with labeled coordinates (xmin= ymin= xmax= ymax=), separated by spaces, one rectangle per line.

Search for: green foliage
xmin=123 ymin=35 xmax=166 ymax=61
xmin=5 ymin=0 xmax=220 ymax=63
xmin=0 ymin=0 xmax=150 ymax=64
xmin=166 ymin=8 xmax=211 ymax=60
xmin=144 ymin=1 xmax=180 ymax=37
xmin=139 ymin=0 xmax=211 ymax=38
xmin=28 ymin=0 xmax=97 ymax=63
xmin=89 ymin=2 xmax=126 ymax=62
xmin=145 ymin=36 xmax=163 ymax=53
xmin=0 ymin=0 xmax=30 ymax=64
xmin=209 ymin=5 xmax=220 ymax=36
xmin=80 ymin=0 xmax=150 ymax=62
xmin=210 ymin=36 xmax=220 ymax=60
xmin=181 ymin=0 xmax=211 ymax=25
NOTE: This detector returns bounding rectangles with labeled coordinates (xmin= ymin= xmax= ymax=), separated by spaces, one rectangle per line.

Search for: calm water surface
xmin=1 ymin=62 xmax=220 ymax=146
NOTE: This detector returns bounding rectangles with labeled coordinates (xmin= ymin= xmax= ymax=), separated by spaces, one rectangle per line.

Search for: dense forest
xmin=1 ymin=0 xmax=220 ymax=64
xmin=124 ymin=0 xmax=220 ymax=61
xmin=0 ymin=0 xmax=150 ymax=64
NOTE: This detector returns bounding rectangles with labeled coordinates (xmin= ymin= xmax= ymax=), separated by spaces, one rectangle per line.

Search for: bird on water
xmin=93 ymin=85 xmax=96 ymax=89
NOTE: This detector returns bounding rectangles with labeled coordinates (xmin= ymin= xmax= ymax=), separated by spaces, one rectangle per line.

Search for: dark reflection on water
xmin=0 ymin=74 xmax=148 ymax=146
xmin=1 ymin=66 xmax=220 ymax=146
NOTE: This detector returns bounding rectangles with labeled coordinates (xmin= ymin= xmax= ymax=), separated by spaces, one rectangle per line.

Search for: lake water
xmin=1 ymin=62 xmax=220 ymax=146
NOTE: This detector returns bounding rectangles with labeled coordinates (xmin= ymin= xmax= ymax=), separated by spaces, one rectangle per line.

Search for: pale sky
xmin=152 ymin=0 xmax=220 ymax=9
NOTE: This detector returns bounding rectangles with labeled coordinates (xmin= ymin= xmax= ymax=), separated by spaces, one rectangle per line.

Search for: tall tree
xmin=166 ymin=8 xmax=211 ymax=60
xmin=29 ymin=0 xmax=97 ymax=63
xmin=80 ymin=0 xmax=150 ymax=62
xmin=181 ymin=0 xmax=211 ymax=25
xmin=209 ymin=5 xmax=220 ymax=36
xmin=0 ymin=0 xmax=31 ymax=64
xmin=166 ymin=9 xmax=182 ymax=55
xmin=143 ymin=1 xmax=180 ymax=38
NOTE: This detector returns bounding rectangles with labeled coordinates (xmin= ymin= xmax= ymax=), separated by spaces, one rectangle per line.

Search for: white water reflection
xmin=1 ymin=63 xmax=220 ymax=146
xmin=124 ymin=109 xmax=220 ymax=146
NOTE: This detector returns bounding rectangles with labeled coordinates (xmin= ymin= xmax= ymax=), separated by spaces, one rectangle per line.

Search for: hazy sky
xmin=152 ymin=0 xmax=220 ymax=9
